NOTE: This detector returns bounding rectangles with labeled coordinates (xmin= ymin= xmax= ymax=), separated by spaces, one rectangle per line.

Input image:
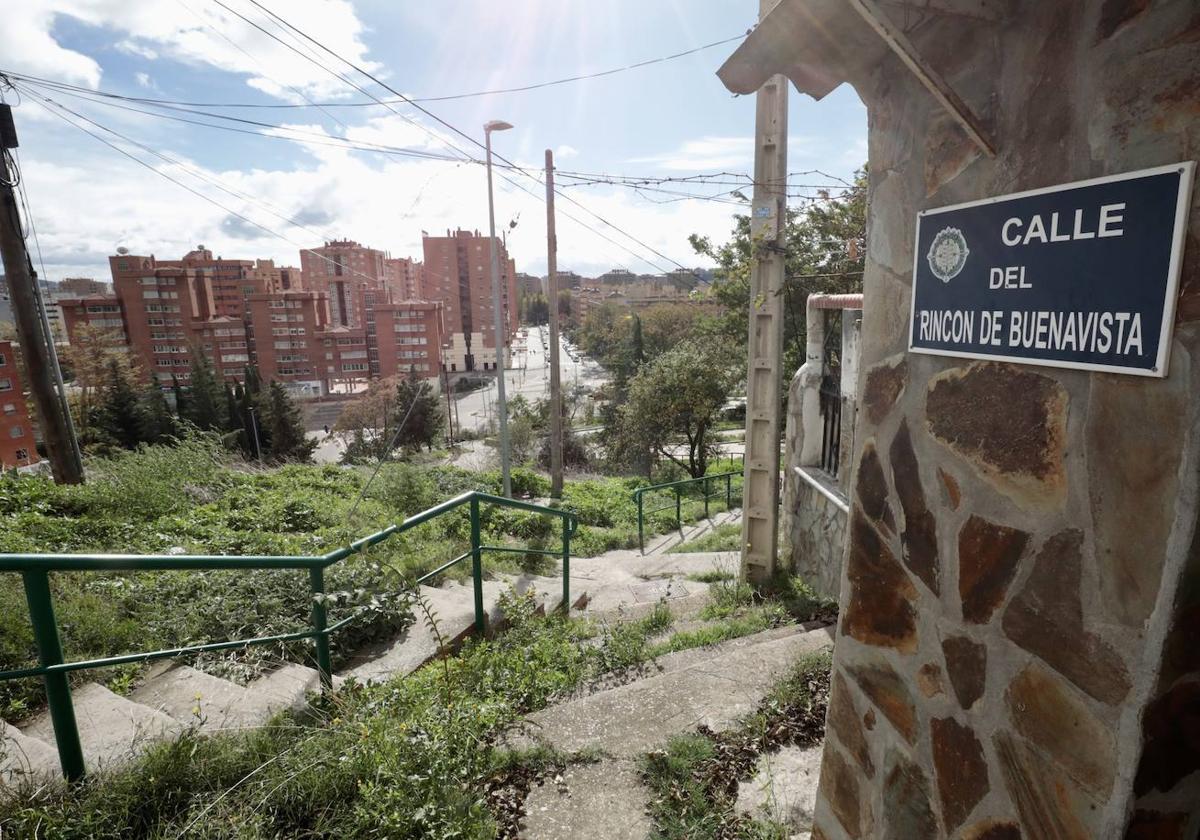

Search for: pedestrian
xmin=323 ymin=424 xmax=329 ymax=435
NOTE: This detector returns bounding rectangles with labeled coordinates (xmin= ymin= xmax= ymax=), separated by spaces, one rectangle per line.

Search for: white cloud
xmin=2 ymin=1 xmax=380 ymax=99
xmin=628 ymin=136 xmax=753 ymax=171
xmin=554 ymin=144 xmax=579 ymax=160
xmin=134 ymin=72 xmax=153 ymax=89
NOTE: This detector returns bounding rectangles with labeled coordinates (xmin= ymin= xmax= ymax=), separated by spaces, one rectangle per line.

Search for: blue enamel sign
xmin=908 ymin=162 xmax=1195 ymax=377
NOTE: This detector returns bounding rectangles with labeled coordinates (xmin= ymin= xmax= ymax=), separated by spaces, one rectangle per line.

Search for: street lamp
xmin=485 ymin=119 xmax=514 ymax=497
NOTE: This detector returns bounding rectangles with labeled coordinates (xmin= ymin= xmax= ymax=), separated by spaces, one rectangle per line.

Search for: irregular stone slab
xmin=917 ymin=663 xmax=944 ymax=698
xmin=827 ymin=672 xmax=873 ymax=778
xmin=855 ymin=441 xmax=895 ymax=535
xmin=888 ymin=421 xmax=940 ymax=594
xmin=1087 ymin=369 xmax=1186 ymax=626
xmin=822 ymin=744 xmax=867 ymax=838
xmin=736 ymin=745 xmax=823 ymax=833
xmin=1123 ymin=809 xmax=1189 ymax=839
xmin=841 ymin=508 xmax=918 ymax=654
xmin=1007 ymin=662 xmax=1115 ymax=797
xmin=994 ymin=729 xmax=1096 ymax=840
xmin=941 ymin=635 xmax=987 ymax=711
xmin=522 ymin=758 xmax=650 ymax=840
xmin=518 ymin=627 xmax=834 ymax=757
xmin=958 ymin=515 xmax=1029 ymax=624
xmin=881 ymin=748 xmax=936 ymax=840
xmin=23 ymin=683 xmax=182 ymax=771
xmin=862 ymin=358 xmax=906 ymax=425
xmin=1001 ymin=530 xmax=1131 ymax=705
xmin=926 ymin=363 xmax=1067 ymax=510
xmin=130 ymin=665 xmax=249 ymax=732
xmin=931 ymin=716 xmax=989 ymax=832
xmin=937 ymin=467 xmax=961 ymax=510
xmin=845 ymin=660 xmax=917 ymax=745
xmin=1 ymin=720 xmax=59 ymax=784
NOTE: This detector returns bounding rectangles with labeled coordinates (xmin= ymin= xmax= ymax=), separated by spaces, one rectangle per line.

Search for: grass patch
xmin=686 ymin=570 xmax=736 ymax=584
xmin=668 ymin=523 xmax=743 ymax=554
xmin=642 ymin=651 xmax=832 ymax=840
xmin=0 ymin=590 xmax=670 ymax=838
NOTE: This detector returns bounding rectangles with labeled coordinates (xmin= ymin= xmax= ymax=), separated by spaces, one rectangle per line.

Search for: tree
xmin=689 ymin=167 xmax=867 ymax=378
xmin=137 ymin=385 xmax=179 ymax=445
xmin=611 ymin=339 xmax=739 ymax=478
xmin=60 ymin=324 xmax=139 ymax=440
xmin=521 ymin=292 xmax=550 ymax=326
xmin=334 ymin=377 xmax=399 ymax=462
xmin=95 ymin=357 xmax=141 ymax=450
xmin=261 ymin=381 xmax=314 ymax=462
xmin=393 ymin=368 xmax=445 ymax=453
xmin=185 ymin=348 xmax=224 ymax=431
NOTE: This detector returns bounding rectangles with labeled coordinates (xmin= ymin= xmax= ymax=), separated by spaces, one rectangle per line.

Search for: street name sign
xmin=908 ymin=162 xmax=1195 ymax=377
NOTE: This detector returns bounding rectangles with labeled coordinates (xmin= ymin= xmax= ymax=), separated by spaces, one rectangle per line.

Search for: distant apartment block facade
xmin=421 ymin=229 xmax=517 ymax=373
xmin=0 ymin=341 xmax=39 ymax=469
xmin=60 ymin=245 xmax=447 ymax=397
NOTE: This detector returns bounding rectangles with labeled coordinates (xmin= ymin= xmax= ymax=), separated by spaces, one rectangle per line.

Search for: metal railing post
xmin=675 ymin=486 xmax=682 ymax=530
xmin=469 ymin=495 xmax=485 ymax=635
xmin=22 ymin=570 xmax=85 ymax=781
xmin=309 ymin=566 xmax=332 ymax=693
xmin=726 ymin=474 xmax=732 ymax=508
xmin=561 ymin=516 xmax=571 ymax=614
xmin=704 ymin=475 xmax=710 ymax=520
xmin=637 ymin=492 xmax=645 ymax=553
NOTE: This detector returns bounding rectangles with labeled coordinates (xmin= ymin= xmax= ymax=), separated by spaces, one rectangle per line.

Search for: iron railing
xmin=631 ymin=471 xmax=742 ymax=553
xmin=0 ymin=490 xmax=578 ymax=782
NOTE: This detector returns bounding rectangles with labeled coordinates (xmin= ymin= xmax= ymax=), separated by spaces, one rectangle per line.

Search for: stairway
xmin=0 ymin=509 xmax=744 ymax=786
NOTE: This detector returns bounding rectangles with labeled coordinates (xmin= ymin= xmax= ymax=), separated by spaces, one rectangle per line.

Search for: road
xmin=451 ymin=325 xmax=606 ymax=435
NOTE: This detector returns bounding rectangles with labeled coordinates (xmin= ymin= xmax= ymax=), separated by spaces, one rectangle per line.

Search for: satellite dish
xmin=116 ymin=246 xmax=130 ymax=255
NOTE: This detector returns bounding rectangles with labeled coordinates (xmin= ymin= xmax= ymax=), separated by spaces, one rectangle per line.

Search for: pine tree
xmin=137 ymin=385 xmax=178 ymax=445
xmin=393 ymin=368 xmax=445 ymax=452
xmin=96 ymin=357 xmax=142 ymax=450
xmin=262 ymin=381 xmax=314 ymax=462
xmin=185 ymin=348 xmax=223 ymax=431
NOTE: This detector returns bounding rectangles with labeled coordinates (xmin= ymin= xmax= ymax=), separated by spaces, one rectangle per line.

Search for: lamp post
xmin=485 ymin=119 xmax=513 ymax=497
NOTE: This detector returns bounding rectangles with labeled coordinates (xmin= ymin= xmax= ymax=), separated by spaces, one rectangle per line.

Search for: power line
xmin=3 ymin=32 xmax=747 ymax=112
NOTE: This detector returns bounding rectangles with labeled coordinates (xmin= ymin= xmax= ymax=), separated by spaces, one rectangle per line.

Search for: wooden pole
xmin=545 ymin=149 xmax=564 ymax=498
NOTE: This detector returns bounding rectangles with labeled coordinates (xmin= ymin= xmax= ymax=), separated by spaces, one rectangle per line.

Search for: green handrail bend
xmin=0 ymin=490 xmax=578 ymax=782
xmin=630 ymin=471 xmax=742 ymax=553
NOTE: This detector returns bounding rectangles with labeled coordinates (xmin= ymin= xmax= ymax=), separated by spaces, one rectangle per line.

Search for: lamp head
xmin=484 ymin=120 xmax=513 ymax=133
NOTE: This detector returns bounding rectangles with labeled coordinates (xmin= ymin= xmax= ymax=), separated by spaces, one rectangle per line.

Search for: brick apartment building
xmin=61 ymin=245 xmax=446 ymax=397
xmin=421 ymin=229 xmax=517 ymax=373
xmin=0 ymin=341 xmax=39 ymax=469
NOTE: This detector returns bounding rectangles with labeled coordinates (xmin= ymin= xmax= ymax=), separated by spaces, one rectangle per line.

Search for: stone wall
xmin=795 ymin=3 xmax=1200 ymax=839
xmin=788 ymin=466 xmax=848 ymax=599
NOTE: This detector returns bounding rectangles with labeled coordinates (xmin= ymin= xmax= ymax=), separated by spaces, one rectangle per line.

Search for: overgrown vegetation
xmin=670 ymin=522 xmax=743 ymax=554
xmin=0 ymin=590 xmax=728 ymax=838
xmin=0 ymin=437 xmax=743 ymax=718
xmin=642 ymin=651 xmax=833 ymax=840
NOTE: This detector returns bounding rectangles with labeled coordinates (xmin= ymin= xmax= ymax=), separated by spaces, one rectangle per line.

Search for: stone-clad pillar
xmin=795 ymin=3 xmax=1200 ymax=839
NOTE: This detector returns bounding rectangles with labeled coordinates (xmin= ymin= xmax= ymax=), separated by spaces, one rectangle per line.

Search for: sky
xmin=0 ymin=0 xmax=867 ymax=283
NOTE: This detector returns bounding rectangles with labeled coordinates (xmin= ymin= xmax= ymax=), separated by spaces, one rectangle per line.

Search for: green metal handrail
xmin=0 ymin=490 xmax=577 ymax=782
xmin=631 ymin=471 xmax=742 ymax=552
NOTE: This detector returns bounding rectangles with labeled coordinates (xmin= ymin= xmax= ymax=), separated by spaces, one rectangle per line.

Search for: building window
xmin=0 ymin=353 xmax=5 ymax=367
xmin=341 ymin=363 xmax=367 ymax=372
xmin=0 ymin=378 xmax=11 ymax=392
xmin=9 ymin=425 xmax=23 ymax=438
xmin=14 ymin=448 xmax=29 ymax=462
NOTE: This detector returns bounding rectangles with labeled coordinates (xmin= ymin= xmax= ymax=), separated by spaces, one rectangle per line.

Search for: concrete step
xmin=514 ymin=624 xmax=835 ymax=758
xmin=1 ymin=720 xmax=60 ymax=784
xmin=22 ymin=683 xmax=182 ymax=772
xmin=521 ymin=758 xmax=650 ymax=840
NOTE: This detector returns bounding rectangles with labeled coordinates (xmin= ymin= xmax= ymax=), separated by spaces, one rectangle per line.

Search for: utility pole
xmin=545 ymin=149 xmax=564 ymax=498
xmin=0 ymin=104 xmax=83 ymax=484
xmin=484 ymin=119 xmax=514 ymax=496
xmin=739 ymin=0 xmax=788 ymax=584
xmin=441 ymin=365 xmax=455 ymax=444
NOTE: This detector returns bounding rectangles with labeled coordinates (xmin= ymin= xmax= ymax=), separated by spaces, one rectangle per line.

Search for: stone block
xmin=846 ymin=659 xmax=917 ymax=745
xmin=862 ymin=358 xmax=907 ymax=426
xmin=1001 ymin=529 xmax=1131 ymax=705
xmin=889 ymin=420 xmax=940 ymax=594
xmin=1006 ymin=662 xmax=1115 ymax=798
xmin=931 ymin=716 xmax=989 ymax=833
xmin=958 ymin=515 xmax=1029 ymax=624
xmin=926 ymin=363 xmax=1067 ymax=511
xmin=828 ymin=672 xmax=874 ymax=778
xmin=881 ymin=748 xmax=937 ymax=839
xmin=1124 ymin=809 xmax=1190 ymax=839
xmin=994 ymin=729 xmax=1096 ymax=840
xmin=822 ymin=744 xmax=867 ymax=838
xmin=937 ymin=467 xmax=961 ymax=510
xmin=941 ymin=635 xmax=987 ymax=711
xmin=917 ymin=663 xmax=944 ymax=698
xmin=855 ymin=440 xmax=895 ymax=535
xmin=961 ymin=820 xmax=1022 ymax=840
xmin=1087 ymin=370 xmax=1186 ymax=626
xmin=842 ymin=508 xmax=919 ymax=654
